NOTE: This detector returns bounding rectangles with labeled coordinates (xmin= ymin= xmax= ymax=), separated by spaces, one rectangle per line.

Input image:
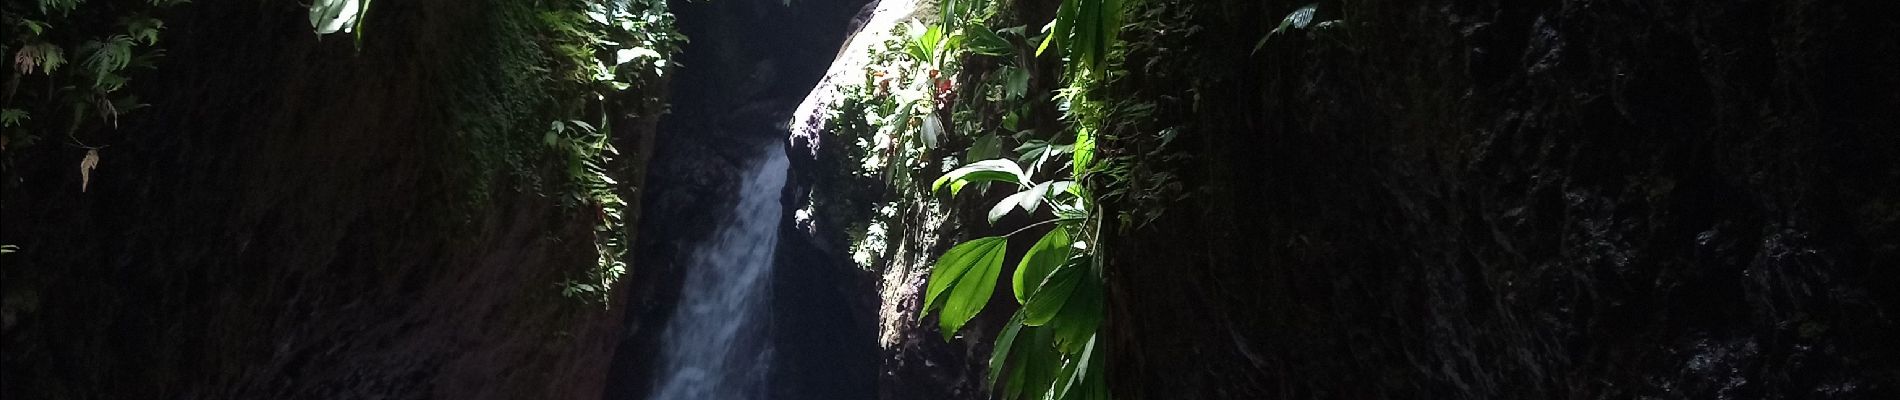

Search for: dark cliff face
xmin=0 ymin=1 xmax=650 ymax=399
xmin=1102 ymin=0 xmax=1898 ymax=398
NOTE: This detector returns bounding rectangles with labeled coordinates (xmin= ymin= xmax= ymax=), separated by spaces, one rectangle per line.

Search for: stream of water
xmin=645 ymin=142 xmax=790 ymax=400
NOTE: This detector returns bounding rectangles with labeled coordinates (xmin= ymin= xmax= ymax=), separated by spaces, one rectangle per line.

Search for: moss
xmin=423 ymin=0 xmax=551 ymax=228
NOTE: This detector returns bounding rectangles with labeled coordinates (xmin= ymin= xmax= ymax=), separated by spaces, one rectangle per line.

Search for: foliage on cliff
xmin=814 ymin=0 xmax=1144 ymax=397
xmin=2 ymin=0 xmax=189 ymax=176
xmin=2 ymin=0 xmax=683 ymax=304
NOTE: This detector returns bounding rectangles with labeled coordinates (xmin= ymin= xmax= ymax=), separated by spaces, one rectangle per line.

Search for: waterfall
xmin=646 ymin=142 xmax=790 ymax=400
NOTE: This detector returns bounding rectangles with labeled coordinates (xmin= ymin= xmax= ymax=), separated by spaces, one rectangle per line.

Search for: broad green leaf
xmin=966 ymin=24 xmax=1012 ymax=56
xmin=1014 ymin=227 xmax=1071 ymax=303
xmin=926 ymin=237 xmax=1010 ymax=340
xmin=1012 ymin=328 xmax=1060 ymax=400
xmin=1022 ymin=261 xmax=1083 ymax=326
xmin=1004 ymin=67 xmax=1030 ymax=100
xmin=1073 ymin=0 xmax=1097 ymax=71
xmin=1048 ymin=344 xmax=1084 ymax=399
xmin=987 ymin=313 xmax=1026 ymax=391
xmin=1101 ymin=0 xmax=1123 ymax=54
xmin=1038 ymin=0 xmax=1078 ymax=57
xmin=966 ymin=133 xmax=1002 ymax=163
xmin=1055 ymin=334 xmax=1100 ymax=400
xmin=1013 ymin=139 xmax=1048 ymax=166
xmin=923 ymin=237 xmax=1007 ymax=314
xmin=1006 ymin=342 xmax=1029 ymax=399
xmin=934 ymin=159 xmax=1026 ymax=196
xmin=1083 ymin=339 xmax=1108 ymax=400
xmin=1051 ymin=268 xmax=1103 ymax=353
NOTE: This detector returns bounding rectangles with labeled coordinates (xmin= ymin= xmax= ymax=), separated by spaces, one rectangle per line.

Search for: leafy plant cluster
xmin=519 ymin=0 xmax=683 ymax=305
xmin=308 ymin=0 xmax=681 ymax=305
xmin=3 ymin=0 xmax=187 ymax=167
xmin=822 ymin=2 xmax=1015 ymax=268
xmin=823 ymin=0 xmax=1136 ymax=398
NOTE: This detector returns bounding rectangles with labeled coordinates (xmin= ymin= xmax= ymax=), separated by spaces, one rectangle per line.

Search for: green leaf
xmin=1038 ymin=0 xmax=1078 ymax=57
xmin=987 ymin=312 xmax=1026 ymax=391
xmin=1055 ymin=334 xmax=1101 ymax=400
xmin=0 ymin=109 xmax=28 ymax=128
xmin=37 ymin=0 xmax=79 ymax=15
xmin=1004 ymin=67 xmax=1030 ymax=100
xmin=1072 ymin=0 xmax=1098 ymax=71
xmin=352 ymin=0 xmax=375 ymax=46
xmin=1051 ymin=267 xmax=1103 ymax=353
xmin=126 ymin=18 xmax=164 ymax=45
xmin=21 ymin=42 xmax=66 ymax=75
xmin=1101 ymin=0 xmax=1123 ymax=54
xmin=922 ymin=237 xmax=1009 ymax=340
xmin=1022 ymin=261 xmax=1083 ymax=326
xmin=1011 ymin=327 xmax=1061 ymax=400
xmin=1048 ymin=343 xmax=1084 ymax=399
xmin=81 ymin=35 xmax=135 ymax=78
xmin=965 ymin=24 xmax=1012 ymax=56
xmin=934 ymin=159 xmax=1026 ymax=196
xmin=1013 ymin=227 xmax=1071 ymax=303
xmin=1073 ymin=127 xmax=1095 ymax=175
xmin=966 ymin=133 xmax=1002 ymax=163
xmin=20 ymin=20 xmax=49 ymax=35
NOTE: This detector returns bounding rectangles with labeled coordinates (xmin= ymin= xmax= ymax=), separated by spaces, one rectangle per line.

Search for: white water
xmin=647 ymin=143 xmax=789 ymax=400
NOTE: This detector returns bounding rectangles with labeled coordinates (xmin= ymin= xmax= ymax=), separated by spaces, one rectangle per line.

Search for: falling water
xmin=646 ymin=142 xmax=789 ymax=400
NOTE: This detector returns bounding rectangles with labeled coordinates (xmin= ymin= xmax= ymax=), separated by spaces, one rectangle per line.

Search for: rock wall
xmin=1100 ymin=0 xmax=1899 ymax=398
xmin=0 ymin=1 xmax=655 ymax=398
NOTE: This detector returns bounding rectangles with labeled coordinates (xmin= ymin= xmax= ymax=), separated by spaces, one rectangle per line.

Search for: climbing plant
xmin=927 ymin=153 xmax=1107 ymax=399
xmin=300 ymin=0 xmax=680 ymax=305
xmin=896 ymin=0 xmax=1125 ymax=398
xmin=3 ymin=0 xmax=191 ymax=255
xmin=3 ymin=0 xmax=188 ymax=178
xmin=524 ymin=0 xmax=684 ymax=305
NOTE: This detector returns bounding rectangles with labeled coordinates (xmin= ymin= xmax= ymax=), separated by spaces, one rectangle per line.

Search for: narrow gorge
xmin=2 ymin=0 xmax=1894 ymax=399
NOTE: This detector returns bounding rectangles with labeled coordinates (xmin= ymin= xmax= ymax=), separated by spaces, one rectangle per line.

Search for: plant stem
xmin=1006 ymin=218 xmax=1060 ymax=238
